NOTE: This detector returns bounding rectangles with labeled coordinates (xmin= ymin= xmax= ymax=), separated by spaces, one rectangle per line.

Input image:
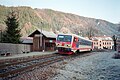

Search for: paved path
xmin=0 ymin=51 xmax=57 ymax=60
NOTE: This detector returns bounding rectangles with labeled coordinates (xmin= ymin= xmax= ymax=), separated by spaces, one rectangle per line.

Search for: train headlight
xmin=56 ymin=43 xmax=60 ymax=46
xmin=67 ymin=45 xmax=71 ymax=47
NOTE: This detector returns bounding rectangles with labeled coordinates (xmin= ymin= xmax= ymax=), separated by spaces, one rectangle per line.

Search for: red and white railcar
xmin=56 ymin=34 xmax=93 ymax=54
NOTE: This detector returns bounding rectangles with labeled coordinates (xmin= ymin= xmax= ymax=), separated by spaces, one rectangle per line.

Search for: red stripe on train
xmin=72 ymin=48 xmax=92 ymax=50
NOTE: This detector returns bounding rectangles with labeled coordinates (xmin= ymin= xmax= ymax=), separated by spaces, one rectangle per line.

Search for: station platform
xmin=0 ymin=51 xmax=57 ymax=60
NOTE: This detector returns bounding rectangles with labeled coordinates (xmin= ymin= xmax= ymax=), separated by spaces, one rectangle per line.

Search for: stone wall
xmin=0 ymin=43 xmax=31 ymax=54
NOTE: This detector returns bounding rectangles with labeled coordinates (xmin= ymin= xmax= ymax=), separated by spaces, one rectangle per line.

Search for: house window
xmin=96 ymin=46 xmax=98 ymax=49
xmin=109 ymin=42 xmax=111 ymax=45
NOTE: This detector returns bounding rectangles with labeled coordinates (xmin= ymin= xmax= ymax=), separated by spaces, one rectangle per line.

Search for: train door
xmin=72 ymin=37 xmax=79 ymax=49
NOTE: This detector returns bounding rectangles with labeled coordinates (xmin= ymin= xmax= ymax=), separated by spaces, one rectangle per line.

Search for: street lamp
xmin=40 ymin=22 xmax=45 ymax=52
xmin=40 ymin=22 xmax=43 ymax=47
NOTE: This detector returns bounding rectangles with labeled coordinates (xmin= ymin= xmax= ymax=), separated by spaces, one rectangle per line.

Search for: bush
xmin=113 ymin=53 xmax=120 ymax=59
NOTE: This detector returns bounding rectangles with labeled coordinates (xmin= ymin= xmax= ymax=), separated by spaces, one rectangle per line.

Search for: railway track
xmin=0 ymin=54 xmax=65 ymax=79
xmin=0 ymin=51 xmax=97 ymax=79
xmin=0 ymin=54 xmax=57 ymax=69
xmin=0 ymin=54 xmax=57 ymax=65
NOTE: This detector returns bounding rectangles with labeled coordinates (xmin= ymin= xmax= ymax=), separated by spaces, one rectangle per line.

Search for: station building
xmin=91 ymin=36 xmax=113 ymax=49
xmin=28 ymin=29 xmax=57 ymax=51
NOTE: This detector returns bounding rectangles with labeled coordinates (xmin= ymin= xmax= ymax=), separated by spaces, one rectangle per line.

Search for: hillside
xmin=0 ymin=5 xmax=119 ymax=37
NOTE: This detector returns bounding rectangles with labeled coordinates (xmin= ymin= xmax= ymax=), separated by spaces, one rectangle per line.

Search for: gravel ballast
xmin=5 ymin=51 xmax=120 ymax=80
xmin=51 ymin=51 xmax=120 ymax=80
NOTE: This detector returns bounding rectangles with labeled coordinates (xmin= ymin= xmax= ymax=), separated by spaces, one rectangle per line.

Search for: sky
xmin=0 ymin=0 xmax=120 ymax=23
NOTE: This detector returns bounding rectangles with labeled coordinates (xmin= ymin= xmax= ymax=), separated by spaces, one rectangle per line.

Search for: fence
xmin=0 ymin=43 xmax=32 ymax=55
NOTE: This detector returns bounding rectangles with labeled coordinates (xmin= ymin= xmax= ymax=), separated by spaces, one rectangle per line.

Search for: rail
xmin=0 ymin=54 xmax=64 ymax=79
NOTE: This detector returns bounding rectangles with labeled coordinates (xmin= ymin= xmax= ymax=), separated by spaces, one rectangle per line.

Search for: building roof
xmin=21 ymin=37 xmax=33 ymax=44
xmin=40 ymin=30 xmax=57 ymax=38
xmin=28 ymin=29 xmax=57 ymax=38
xmin=91 ymin=36 xmax=113 ymax=41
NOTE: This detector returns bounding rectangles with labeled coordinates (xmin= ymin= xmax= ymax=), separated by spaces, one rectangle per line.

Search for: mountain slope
xmin=0 ymin=5 xmax=119 ymax=37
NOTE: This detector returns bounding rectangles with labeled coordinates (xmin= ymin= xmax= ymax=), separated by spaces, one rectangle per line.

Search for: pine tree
xmin=2 ymin=12 xmax=21 ymax=44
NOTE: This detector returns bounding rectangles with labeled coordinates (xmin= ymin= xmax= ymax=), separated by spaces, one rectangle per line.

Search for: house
xmin=91 ymin=36 xmax=113 ymax=49
xmin=28 ymin=29 xmax=57 ymax=51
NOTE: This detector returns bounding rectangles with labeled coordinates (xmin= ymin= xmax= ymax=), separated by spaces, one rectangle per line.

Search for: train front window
xmin=57 ymin=35 xmax=72 ymax=42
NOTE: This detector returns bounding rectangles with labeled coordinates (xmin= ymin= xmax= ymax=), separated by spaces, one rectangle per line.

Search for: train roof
xmin=91 ymin=36 xmax=113 ymax=41
xmin=57 ymin=33 xmax=92 ymax=42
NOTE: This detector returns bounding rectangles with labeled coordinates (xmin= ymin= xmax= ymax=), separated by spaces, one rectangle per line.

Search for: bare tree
xmin=86 ymin=26 xmax=98 ymax=39
xmin=112 ymin=35 xmax=117 ymax=51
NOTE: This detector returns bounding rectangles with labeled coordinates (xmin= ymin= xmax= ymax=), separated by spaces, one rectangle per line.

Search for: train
xmin=56 ymin=34 xmax=93 ymax=54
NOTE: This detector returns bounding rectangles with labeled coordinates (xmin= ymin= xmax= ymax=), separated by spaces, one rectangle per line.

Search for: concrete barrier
xmin=0 ymin=43 xmax=31 ymax=55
